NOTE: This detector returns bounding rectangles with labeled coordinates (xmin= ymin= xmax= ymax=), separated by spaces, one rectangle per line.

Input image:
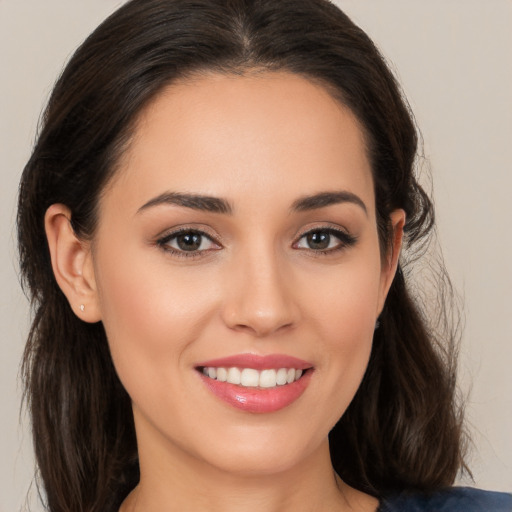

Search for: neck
xmin=121 ymin=433 xmax=378 ymax=512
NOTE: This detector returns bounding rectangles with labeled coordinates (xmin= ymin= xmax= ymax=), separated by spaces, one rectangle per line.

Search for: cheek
xmin=305 ymin=249 xmax=382 ymax=339
xmin=303 ymin=252 xmax=382 ymax=414
xmin=93 ymin=248 xmax=217 ymax=396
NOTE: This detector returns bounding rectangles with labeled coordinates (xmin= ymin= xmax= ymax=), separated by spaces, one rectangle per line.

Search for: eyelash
xmin=156 ymin=226 xmax=357 ymax=259
xmin=293 ymin=227 xmax=358 ymax=255
xmin=156 ymin=228 xmax=221 ymax=259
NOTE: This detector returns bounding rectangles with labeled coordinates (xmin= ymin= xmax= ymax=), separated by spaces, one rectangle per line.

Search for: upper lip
xmin=196 ymin=353 xmax=313 ymax=371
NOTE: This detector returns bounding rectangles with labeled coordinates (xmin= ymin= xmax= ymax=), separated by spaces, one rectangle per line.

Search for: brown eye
xmin=305 ymin=231 xmax=332 ymax=250
xmin=294 ymin=228 xmax=357 ymax=253
xmin=175 ymin=232 xmax=203 ymax=251
xmin=158 ymin=229 xmax=219 ymax=255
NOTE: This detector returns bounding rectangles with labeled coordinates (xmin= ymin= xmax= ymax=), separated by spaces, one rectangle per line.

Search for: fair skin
xmin=45 ymin=72 xmax=404 ymax=512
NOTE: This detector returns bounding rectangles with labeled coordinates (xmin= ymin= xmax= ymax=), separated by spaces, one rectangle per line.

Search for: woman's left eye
xmin=157 ymin=230 xmax=219 ymax=255
xmin=294 ymin=228 xmax=356 ymax=252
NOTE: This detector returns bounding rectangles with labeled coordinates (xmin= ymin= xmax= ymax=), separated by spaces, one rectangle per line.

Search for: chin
xmin=205 ymin=447 xmax=311 ymax=477
xmin=191 ymin=422 xmax=330 ymax=478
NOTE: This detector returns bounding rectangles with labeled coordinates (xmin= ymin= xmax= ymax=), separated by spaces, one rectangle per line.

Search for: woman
xmin=16 ymin=0 xmax=512 ymax=511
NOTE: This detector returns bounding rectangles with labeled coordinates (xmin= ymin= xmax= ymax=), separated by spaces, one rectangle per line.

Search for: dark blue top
xmin=378 ymin=487 xmax=512 ymax=512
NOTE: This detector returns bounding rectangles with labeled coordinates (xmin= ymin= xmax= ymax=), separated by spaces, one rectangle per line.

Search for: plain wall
xmin=1 ymin=1 xmax=510 ymax=510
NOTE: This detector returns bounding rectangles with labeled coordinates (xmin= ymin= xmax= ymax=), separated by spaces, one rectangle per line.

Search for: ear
xmin=377 ymin=209 xmax=406 ymax=316
xmin=45 ymin=204 xmax=101 ymax=322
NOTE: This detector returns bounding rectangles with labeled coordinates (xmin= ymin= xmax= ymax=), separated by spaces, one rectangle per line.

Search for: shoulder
xmin=379 ymin=487 xmax=512 ymax=512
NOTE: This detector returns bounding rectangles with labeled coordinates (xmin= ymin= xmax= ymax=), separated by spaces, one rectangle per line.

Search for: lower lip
xmin=200 ymin=370 xmax=312 ymax=413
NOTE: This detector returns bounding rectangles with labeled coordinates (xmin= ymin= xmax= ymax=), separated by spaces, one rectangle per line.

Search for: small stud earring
xmin=80 ymin=304 xmax=85 ymax=312
xmin=375 ymin=319 xmax=380 ymax=330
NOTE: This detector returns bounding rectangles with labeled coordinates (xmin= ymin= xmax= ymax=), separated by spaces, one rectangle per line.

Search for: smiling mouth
xmin=199 ymin=366 xmax=308 ymax=389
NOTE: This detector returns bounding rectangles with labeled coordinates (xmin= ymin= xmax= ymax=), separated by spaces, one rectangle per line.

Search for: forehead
xmin=103 ymin=71 xmax=374 ymax=216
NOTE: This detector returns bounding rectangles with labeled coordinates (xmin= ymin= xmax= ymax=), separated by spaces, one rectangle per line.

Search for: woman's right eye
xmin=157 ymin=230 xmax=220 ymax=256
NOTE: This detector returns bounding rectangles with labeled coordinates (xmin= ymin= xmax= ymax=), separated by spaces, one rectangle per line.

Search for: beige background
xmin=1 ymin=1 xmax=511 ymax=510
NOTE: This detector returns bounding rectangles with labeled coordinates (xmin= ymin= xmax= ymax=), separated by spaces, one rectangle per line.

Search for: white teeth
xmin=259 ymin=369 xmax=277 ymax=388
xmin=276 ymin=368 xmax=288 ymax=385
xmin=227 ymin=367 xmax=241 ymax=385
xmin=241 ymin=368 xmax=259 ymax=387
xmin=216 ymin=367 xmax=227 ymax=382
xmin=202 ymin=366 xmax=306 ymax=388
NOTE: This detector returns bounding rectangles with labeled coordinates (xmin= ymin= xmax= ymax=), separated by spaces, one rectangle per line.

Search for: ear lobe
xmin=377 ymin=209 xmax=406 ymax=315
xmin=44 ymin=204 xmax=101 ymax=323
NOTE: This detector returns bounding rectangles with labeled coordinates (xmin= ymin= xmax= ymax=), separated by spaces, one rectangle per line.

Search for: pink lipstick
xmin=196 ymin=353 xmax=313 ymax=414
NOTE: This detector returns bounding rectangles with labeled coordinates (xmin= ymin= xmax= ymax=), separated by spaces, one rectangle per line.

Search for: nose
xmin=220 ymin=247 xmax=300 ymax=338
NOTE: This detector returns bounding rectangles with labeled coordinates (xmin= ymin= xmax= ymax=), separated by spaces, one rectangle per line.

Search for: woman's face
xmin=89 ymin=72 xmax=402 ymax=476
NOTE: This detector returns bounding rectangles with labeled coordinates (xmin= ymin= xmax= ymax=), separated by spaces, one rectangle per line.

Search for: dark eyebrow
xmin=291 ymin=191 xmax=368 ymax=215
xmin=137 ymin=192 xmax=233 ymax=215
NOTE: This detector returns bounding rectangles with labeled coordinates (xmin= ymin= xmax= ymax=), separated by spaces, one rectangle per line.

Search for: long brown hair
xmin=17 ymin=1 xmax=467 ymax=510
